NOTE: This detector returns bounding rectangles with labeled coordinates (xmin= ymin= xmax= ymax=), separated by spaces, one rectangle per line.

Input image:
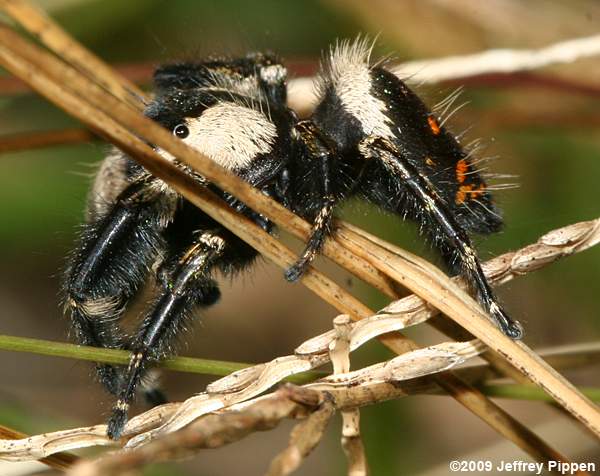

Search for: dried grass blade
xmin=70 ymin=388 xmax=322 ymax=476
xmin=287 ymin=34 xmax=600 ymax=110
xmin=265 ymin=399 xmax=335 ymax=476
xmin=0 ymin=128 xmax=97 ymax=153
xmin=0 ymin=425 xmax=78 ymax=470
xmin=0 ymin=0 xmax=145 ymax=108
xmin=5 ymin=340 xmax=596 ymax=464
xmin=312 ymin=340 xmax=484 ymax=388
xmin=369 ymin=218 xmax=600 ymax=383
xmin=337 ymin=226 xmax=600 ymax=437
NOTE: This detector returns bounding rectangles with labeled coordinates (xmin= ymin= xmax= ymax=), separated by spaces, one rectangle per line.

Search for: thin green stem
xmin=0 ymin=334 xmax=323 ymax=383
xmin=0 ymin=334 xmax=246 ymax=374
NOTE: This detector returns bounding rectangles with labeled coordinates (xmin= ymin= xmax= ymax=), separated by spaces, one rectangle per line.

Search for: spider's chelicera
xmin=63 ymin=39 xmax=522 ymax=439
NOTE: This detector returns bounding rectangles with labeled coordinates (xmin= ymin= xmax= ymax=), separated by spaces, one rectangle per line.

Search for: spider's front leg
xmin=285 ymin=120 xmax=338 ymax=282
xmin=106 ymin=231 xmax=224 ymax=439
xmin=63 ymin=177 xmax=174 ymax=394
xmin=359 ymin=135 xmax=523 ymax=339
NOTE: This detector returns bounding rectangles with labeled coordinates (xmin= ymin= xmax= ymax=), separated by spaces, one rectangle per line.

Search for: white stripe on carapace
xmin=181 ymin=102 xmax=277 ymax=171
xmin=324 ymin=38 xmax=395 ymax=139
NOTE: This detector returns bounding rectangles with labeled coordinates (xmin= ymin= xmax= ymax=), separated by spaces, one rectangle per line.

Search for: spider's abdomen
xmin=311 ymin=39 xmax=503 ymax=235
xmin=369 ymin=67 xmax=503 ymax=234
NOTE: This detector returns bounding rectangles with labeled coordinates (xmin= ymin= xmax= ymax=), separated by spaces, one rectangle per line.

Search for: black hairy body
xmin=63 ymin=39 xmax=521 ymax=440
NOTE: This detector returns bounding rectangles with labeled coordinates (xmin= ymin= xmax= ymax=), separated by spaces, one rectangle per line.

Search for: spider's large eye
xmin=173 ymin=123 xmax=189 ymax=139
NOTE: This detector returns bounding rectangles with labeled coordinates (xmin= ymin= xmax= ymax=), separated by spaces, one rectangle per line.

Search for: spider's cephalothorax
xmin=63 ymin=41 xmax=521 ymax=440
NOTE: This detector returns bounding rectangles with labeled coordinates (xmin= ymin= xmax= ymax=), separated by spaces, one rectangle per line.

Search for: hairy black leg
xmin=63 ymin=178 xmax=172 ymax=394
xmin=360 ymin=136 xmax=522 ymax=339
xmin=106 ymin=232 xmax=225 ymax=439
xmin=285 ymin=120 xmax=338 ymax=282
xmin=285 ymin=196 xmax=335 ymax=282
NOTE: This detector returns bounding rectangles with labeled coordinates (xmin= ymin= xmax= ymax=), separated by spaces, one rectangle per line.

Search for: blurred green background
xmin=0 ymin=1 xmax=599 ymax=475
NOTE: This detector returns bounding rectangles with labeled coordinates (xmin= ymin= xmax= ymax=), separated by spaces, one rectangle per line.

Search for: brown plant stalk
xmin=3 ymin=340 xmax=599 ymax=462
xmin=69 ymin=386 xmax=325 ymax=476
xmin=0 ymin=425 xmax=78 ymax=471
xmin=0 ymin=128 xmax=97 ymax=153
xmin=0 ymin=0 xmax=144 ymax=108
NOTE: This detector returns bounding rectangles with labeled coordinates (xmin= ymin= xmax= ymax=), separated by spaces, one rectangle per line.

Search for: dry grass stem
xmin=0 ymin=308 xmax=490 ymax=462
xmin=536 ymin=342 xmax=600 ymax=371
xmin=125 ymin=335 xmax=482 ymax=447
xmin=12 ymin=338 xmax=596 ymax=475
xmin=69 ymin=386 xmax=323 ymax=476
xmin=396 ymin=34 xmax=600 ymax=82
xmin=3 ymin=320 xmax=585 ymax=462
xmin=337 ymin=225 xmax=600 ymax=436
xmin=295 ymin=218 xmax=600 ymax=359
xmin=0 ymin=425 xmax=78 ymax=471
xmin=342 ymin=436 xmax=368 ymax=476
xmin=0 ymin=128 xmax=97 ymax=153
xmin=367 ymin=217 xmax=600 ymax=384
xmin=287 ymin=33 xmax=600 ymax=113
xmin=0 ymin=404 xmax=180 ymax=462
xmin=330 ymin=316 xmax=368 ymax=476
xmin=265 ymin=398 xmax=335 ymax=476
xmin=0 ymin=0 xmax=144 ymax=109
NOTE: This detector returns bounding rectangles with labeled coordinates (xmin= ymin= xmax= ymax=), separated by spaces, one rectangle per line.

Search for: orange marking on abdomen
xmin=456 ymin=159 xmax=468 ymax=183
xmin=427 ymin=116 xmax=441 ymax=135
xmin=456 ymin=183 xmax=486 ymax=204
xmin=455 ymin=184 xmax=471 ymax=204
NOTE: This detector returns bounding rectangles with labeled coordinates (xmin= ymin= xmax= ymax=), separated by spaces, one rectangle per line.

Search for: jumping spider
xmin=63 ymin=38 xmax=522 ymax=439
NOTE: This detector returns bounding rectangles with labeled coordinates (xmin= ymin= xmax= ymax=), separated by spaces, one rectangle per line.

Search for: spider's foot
xmin=489 ymin=302 xmax=523 ymax=340
xmin=284 ymin=262 xmax=306 ymax=282
xmin=106 ymin=400 xmax=129 ymax=440
xmin=503 ymin=321 xmax=524 ymax=340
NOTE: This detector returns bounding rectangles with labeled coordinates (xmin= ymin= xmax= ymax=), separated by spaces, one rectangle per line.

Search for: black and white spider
xmin=63 ymin=38 xmax=522 ymax=440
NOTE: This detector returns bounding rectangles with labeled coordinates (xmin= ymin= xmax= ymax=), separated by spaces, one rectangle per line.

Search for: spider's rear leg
xmin=285 ymin=120 xmax=338 ymax=282
xmin=359 ymin=136 xmax=523 ymax=339
xmin=106 ymin=232 xmax=224 ymax=439
xmin=63 ymin=178 xmax=173 ymax=394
